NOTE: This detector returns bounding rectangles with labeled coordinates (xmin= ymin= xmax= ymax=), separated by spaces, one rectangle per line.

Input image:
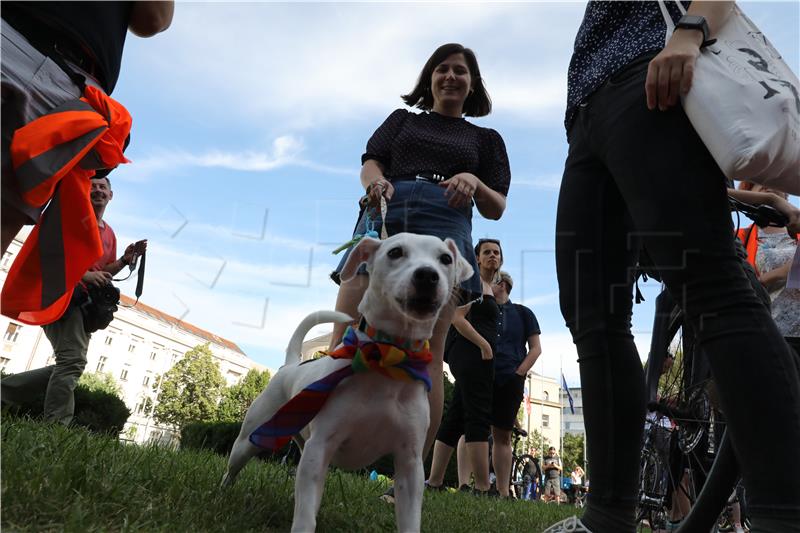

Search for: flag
xmin=524 ymin=382 xmax=531 ymax=415
xmin=562 ymin=373 xmax=575 ymax=415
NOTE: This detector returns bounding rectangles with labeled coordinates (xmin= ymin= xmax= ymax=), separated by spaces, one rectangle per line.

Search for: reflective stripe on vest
xmin=1 ymin=86 xmax=132 ymax=325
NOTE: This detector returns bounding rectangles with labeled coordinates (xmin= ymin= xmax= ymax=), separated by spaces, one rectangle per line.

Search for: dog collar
xmin=328 ymin=321 xmax=432 ymax=390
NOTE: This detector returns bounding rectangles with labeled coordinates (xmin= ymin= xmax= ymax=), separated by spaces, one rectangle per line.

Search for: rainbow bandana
xmin=249 ymin=320 xmax=432 ymax=451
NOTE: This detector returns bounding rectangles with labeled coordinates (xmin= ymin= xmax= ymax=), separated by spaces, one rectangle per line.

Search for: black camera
xmin=80 ymin=283 xmax=120 ymax=333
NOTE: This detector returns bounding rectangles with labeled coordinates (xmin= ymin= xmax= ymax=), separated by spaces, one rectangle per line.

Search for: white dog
xmin=222 ymin=233 xmax=473 ymax=533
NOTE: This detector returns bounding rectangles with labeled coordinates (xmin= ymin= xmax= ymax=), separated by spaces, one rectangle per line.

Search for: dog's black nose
xmin=412 ymin=267 xmax=439 ymax=289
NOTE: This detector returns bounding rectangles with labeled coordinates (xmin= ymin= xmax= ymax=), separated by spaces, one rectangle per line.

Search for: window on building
xmin=543 ymin=414 xmax=550 ymax=428
xmin=4 ymin=323 xmax=22 ymax=343
xmin=142 ymin=375 xmax=150 ymax=387
xmin=128 ymin=344 xmax=136 ymax=353
xmin=1 ymin=251 xmax=12 ymax=271
xmin=0 ymin=357 xmax=10 ymax=370
xmin=150 ymin=351 xmax=157 ymax=360
xmin=96 ymin=356 xmax=107 ymax=372
xmin=120 ymin=369 xmax=128 ymax=381
xmin=104 ymin=336 xmax=113 ymax=345
xmin=543 ymin=391 xmax=550 ymax=401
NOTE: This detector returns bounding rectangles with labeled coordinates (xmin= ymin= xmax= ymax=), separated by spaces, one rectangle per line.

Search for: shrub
xmin=4 ymin=384 xmax=130 ymax=435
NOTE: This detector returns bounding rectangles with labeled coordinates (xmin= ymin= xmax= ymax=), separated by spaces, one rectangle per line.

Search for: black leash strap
xmin=135 ymin=252 xmax=146 ymax=301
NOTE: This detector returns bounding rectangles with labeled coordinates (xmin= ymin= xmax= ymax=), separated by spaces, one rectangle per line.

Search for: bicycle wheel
xmin=640 ymin=294 xmax=727 ymax=530
xmin=511 ymin=454 xmax=536 ymax=500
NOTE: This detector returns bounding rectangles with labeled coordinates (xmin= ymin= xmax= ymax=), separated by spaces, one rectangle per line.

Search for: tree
xmin=216 ymin=368 xmax=272 ymax=422
xmin=153 ymin=344 xmax=226 ymax=428
xmin=561 ymin=432 xmax=585 ymax=473
xmin=79 ymin=371 xmax=123 ymax=397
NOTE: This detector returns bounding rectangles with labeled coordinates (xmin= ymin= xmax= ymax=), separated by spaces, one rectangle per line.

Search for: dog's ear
xmin=445 ymin=238 xmax=474 ymax=284
xmin=339 ymin=237 xmax=381 ymax=283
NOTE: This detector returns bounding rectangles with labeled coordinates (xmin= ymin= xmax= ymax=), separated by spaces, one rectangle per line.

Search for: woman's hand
xmin=480 ymin=342 xmax=494 ymax=361
xmin=365 ymin=177 xmax=394 ymax=208
xmin=771 ymin=194 xmax=800 ymax=235
xmin=440 ymin=172 xmax=479 ymax=208
xmin=646 ymin=28 xmax=703 ymax=111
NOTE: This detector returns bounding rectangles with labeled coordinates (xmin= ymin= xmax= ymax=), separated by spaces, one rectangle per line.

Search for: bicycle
xmin=509 ymin=427 xmax=539 ymax=500
xmin=635 ymin=198 xmax=789 ymax=532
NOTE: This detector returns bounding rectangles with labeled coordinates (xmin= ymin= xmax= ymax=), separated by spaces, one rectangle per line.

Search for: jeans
xmin=332 ymin=179 xmax=482 ymax=299
xmin=555 ymin=55 xmax=800 ymax=532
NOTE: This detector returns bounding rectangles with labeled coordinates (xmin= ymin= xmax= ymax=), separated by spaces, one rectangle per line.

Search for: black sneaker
xmin=458 ymin=484 xmax=472 ymax=492
xmin=425 ymin=481 xmax=446 ymax=492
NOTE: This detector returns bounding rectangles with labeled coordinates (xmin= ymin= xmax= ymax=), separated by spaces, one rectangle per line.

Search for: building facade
xmin=561 ymin=386 xmax=585 ymax=436
xmin=520 ymin=372 xmax=563 ymax=455
xmin=1 ymin=230 xmax=267 ymax=445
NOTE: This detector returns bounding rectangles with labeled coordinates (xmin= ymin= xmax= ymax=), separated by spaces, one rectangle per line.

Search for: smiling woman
xmin=328 ymin=42 xmax=512 ymax=465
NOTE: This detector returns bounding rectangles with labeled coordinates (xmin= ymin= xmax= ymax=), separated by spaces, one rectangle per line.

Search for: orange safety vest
xmin=736 ymin=224 xmax=800 ymax=276
xmin=1 ymin=86 xmax=132 ymax=325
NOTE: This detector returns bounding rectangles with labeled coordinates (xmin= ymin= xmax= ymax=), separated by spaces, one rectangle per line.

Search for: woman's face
xmin=430 ymin=53 xmax=472 ymax=111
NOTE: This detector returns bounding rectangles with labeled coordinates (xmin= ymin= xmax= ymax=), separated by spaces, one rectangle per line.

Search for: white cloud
xmin=513 ymin=173 xmax=563 ymax=191
xmin=123 ymin=2 xmax=586 ymax=128
xmin=113 ymin=135 xmax=356 ymax=183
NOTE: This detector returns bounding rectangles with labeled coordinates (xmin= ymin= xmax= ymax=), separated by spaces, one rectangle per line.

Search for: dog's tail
xmin=285 ymin=311 xmax=353 ymax=366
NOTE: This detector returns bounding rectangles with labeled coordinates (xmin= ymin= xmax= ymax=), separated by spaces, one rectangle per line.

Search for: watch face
xmin=681 ymin=15 xmax=705 ymax=27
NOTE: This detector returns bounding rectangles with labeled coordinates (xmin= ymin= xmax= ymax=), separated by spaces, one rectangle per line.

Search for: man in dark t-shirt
xmin=1 ymin=1 xmax=174 ymax=253
xmin=490 ymin=271 xmax=542 ymax=498
xmin=543 ymin=446 xmax=563 ymax=504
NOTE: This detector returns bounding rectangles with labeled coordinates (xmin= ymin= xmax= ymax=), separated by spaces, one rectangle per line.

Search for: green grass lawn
xmin=1 ymin=417 xmax=581 ymax=532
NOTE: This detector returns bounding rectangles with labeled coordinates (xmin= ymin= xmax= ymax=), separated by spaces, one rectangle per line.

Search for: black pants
xmin=555 ymin=56 xmax=800 ymax=532
xmin=437 ymin=338 xmax=494 ymax=446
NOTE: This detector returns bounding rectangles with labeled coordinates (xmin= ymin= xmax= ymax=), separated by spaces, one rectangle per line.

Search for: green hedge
xmin=4 ymin=385 xmax=130 ymax=435
xmin=181 ymin=420 xmax=459 ymax=486
xmin=181 ymin=372 xmax=460 ymax=485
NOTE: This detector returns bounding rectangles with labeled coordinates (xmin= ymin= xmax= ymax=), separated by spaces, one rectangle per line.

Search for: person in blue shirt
xmin=489 ymin=271 xmax=541 ymax=498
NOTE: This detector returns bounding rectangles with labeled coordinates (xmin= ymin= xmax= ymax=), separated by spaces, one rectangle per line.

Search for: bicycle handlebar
xmin=728 ymin=196 xmax=789 ymax=228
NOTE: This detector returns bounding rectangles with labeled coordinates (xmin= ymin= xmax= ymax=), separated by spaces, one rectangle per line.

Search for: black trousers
xmin=555 ymin=56 xmax=800 ymax=532
xmin=437 ymin=338 xmax=494 ymax=446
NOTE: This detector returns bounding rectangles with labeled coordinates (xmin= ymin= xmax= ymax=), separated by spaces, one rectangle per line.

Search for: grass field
xmin=1 ymin=417 xmax=582 ymax=532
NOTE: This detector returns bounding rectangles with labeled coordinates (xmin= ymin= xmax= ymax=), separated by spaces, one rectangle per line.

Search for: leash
xmin=332 ymin=196 xmax=388 ymax=254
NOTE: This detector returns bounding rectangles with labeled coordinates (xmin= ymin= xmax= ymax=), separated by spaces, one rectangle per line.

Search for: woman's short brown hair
xmin=401 ymin=43 xmax=492 ymax=117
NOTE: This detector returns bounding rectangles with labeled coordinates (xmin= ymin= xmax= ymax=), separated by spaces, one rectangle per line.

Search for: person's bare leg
xmin=328 ymin=275 xmax=368 ymax=349
xmin=427 ymin=440 xmax=454 ymax=487
xmin=492 ymin=427 xmax=513 ymax=497
xmin=456 ymin=436 xmax=471 ymax=487
xmin=466 ymin=441 xmax=490 ymax=491
xmin=424 ymin=302 xmax=456 ymax=458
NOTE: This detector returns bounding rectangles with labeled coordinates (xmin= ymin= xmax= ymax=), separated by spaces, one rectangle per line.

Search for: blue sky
xmin=106 ymin=1 xmax=799 ymax=385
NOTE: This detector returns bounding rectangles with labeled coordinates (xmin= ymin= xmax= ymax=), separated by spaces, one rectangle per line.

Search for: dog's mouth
xmin=396 ymin=295 xmax=441 ymax=318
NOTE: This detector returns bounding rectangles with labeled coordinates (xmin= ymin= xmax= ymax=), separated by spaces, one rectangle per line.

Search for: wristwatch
xmin=676 ymin=15 xmax=714 ymax=47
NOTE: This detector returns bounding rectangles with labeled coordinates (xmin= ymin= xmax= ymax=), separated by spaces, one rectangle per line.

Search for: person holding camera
xmin=1 ymin=173 xmax=146 ymax=425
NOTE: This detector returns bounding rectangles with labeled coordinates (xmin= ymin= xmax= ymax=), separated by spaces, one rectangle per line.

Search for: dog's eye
xmin=440 ymin=253 xmax=453 ymax=265
xmin=387 ymin=247 xmax=404 ymax=259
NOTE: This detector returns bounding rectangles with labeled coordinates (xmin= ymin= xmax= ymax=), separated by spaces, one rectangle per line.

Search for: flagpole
xmin=560 ymin=353 xmax=564 ymax=464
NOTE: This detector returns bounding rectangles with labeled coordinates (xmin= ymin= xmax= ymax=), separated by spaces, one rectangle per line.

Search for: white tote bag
xmin=659 ymin=1 xmax=800 ymax=195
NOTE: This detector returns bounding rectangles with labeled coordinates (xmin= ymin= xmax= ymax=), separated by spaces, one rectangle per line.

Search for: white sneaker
xmin=542 ymin=516 xmax=593 ymax=533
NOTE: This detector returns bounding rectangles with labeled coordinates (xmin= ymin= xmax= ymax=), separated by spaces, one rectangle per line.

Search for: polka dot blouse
xmin=565 ymin=0 xmax=689 ymax=132
xmin=362 ymin=109 xmax=511 ymax=196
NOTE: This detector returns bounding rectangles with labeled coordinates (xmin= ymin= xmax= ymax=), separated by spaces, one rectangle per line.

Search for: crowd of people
xmin=1 ymin=1 xmax=799 ymax=533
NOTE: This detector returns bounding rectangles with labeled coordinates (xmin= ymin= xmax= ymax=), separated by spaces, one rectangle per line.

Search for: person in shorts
xmin=543 ymin=446 xmax=563 ymax=504
xmin=489 ymin=270 xmax=541 ymax=497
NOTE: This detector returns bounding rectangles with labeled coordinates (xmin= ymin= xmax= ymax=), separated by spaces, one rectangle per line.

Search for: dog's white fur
xmin=221 ymin=233 xmax=473 ymax=533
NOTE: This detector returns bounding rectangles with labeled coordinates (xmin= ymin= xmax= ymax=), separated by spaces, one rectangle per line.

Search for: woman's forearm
xmin=360 ymin=160 xmax=386 ymax=190
xmin=452 ymin=314 xmax=488 ymax=350
xmin=474 ymin=181 xmax=506 ymax=220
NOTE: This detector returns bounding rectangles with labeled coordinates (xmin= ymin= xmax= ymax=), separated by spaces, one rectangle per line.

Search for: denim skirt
xmin=331 ymin=180 xmax=482 ymax=302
